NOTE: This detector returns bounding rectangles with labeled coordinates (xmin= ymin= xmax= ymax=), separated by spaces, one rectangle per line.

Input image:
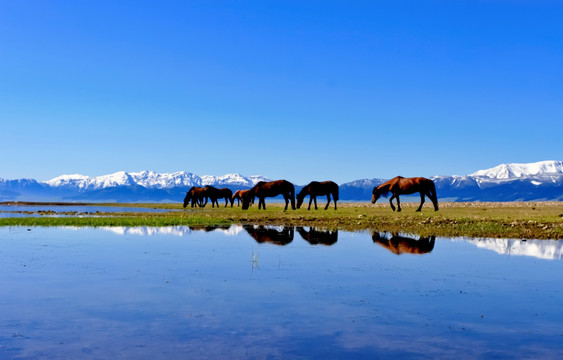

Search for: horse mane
xmin=376 ymin=183 xmax=391 ymax=198
xmin=379 ymin=189 xmax=391 ymax=198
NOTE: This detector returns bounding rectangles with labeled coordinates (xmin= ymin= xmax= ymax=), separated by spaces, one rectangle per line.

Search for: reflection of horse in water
xmin=183 ymin=186 xmax=206 ymax=208
xmin=296 ymin=227 xmax=338 ymax=246
xmin=243 ymin=225 xmax=294 ymax=246
xmin=296 ymin=181 xmax=339 ymax=210
xmin=203 ymin=186 xmax=233 ymax=207
xmin=372 ymin=232 xmax=436 ymax=255
xmin=372 ymin=176 xmax=438 ymax=212
xmin=241 ymin=180 xmax=296 ymax=211
xmin=189 ymin=225 xmax=232 ymax=232
xmin=232 ymin=189 xmax=253 ymax=207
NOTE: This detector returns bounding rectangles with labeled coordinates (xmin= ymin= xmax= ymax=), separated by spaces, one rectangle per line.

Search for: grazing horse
xmin=296 ymin=181 xmax=339 ymax=210
xmin=372 ymin=232 xmax=436 ymax=255
xmin=371 ymin=176 xmax=438 ymax=212
xmin=203 ymin=186 xmax=233 ymax=207
xmin=183 ymin=186 xmax=206 ymax=208
xmin=232 ymin=189 xmax=253 ymax=207
xmin=241 ymin=180 xmax=296 ymax=211
xmin=296 ymin=227 xmax=338 ymax=246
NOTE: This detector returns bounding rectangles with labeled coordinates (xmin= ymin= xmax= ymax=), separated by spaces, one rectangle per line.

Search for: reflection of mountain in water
xmin=372 ymin=232 xmax=436 ymax=255
xmin=460 ymin=238 xmax=563 ymax=260
xmin=296 ymin=227 xmax=338 ymax=246
xmin=95 ymin=225 xmax=244 ymax=237
xmin=243 ymin=225 xmax=294 ymax=246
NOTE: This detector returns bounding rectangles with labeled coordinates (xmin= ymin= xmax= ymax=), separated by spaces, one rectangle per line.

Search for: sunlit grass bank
xmin=1 ymin=202 xmax=562 ymax=239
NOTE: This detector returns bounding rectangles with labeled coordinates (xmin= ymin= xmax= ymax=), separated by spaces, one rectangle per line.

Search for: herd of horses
xmin=183 ymin=176 xmax=439 ymax=212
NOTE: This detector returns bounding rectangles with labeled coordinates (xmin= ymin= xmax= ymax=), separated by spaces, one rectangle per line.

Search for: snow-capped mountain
xmin=45 ymin=171 xmax=270 ymax=191
xmin=1 ymin=161 xmax=562 ymax=202
xmin=470 ymin=160 xmax=563 ymax=179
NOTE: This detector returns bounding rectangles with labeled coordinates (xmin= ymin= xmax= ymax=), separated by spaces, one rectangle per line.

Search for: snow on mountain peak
xmin=44 ymin=171 xmax=270 ymax=190
xmin=470 ymin=160 xmax=563 ymax=179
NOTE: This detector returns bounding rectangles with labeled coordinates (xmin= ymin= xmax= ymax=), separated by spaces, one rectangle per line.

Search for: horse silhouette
xmin=371 ymin=176 xmax=438 ymax=212
xmin=296 ymin=227 xmax=338 ymax=246
xmin=243 ymin=225 xmax=294 ymax=246
xmin=241 ymin=180 xmax=296 ymax=211
xmin=296 ymin=181 xmax=339 ymax=210
xmin=372 ymin=232 xmax=436 ymax=255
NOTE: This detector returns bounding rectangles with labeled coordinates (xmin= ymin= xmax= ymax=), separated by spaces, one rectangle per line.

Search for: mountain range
xmin=1 ymin=161 xmax=562 ymax=203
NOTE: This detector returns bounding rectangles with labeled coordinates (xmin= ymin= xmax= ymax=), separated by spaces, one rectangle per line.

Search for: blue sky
xmin=1 ymin=1 xmax=562 ymax=184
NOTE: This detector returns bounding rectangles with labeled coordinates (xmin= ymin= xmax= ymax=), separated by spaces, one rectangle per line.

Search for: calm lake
xmin=0 ymin=205 xmax=179 ymax=218
xmin=1 ymin=226 xmax=562 ymax=359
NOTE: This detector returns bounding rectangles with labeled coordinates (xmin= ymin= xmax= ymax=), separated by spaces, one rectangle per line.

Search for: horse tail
xmin=289 ymin=182 xmax=296 ymax=210
xmin=334 ymin=184 xmax=339 ymax=202
xmin=428 ymin=179 xmax=439 ymax=210
xmin=428 ymin=179 xmax=437 ymax=197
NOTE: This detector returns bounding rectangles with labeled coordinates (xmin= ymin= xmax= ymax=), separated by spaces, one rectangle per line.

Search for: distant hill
xmin=1 ymin=161 xmax=562 ymax=202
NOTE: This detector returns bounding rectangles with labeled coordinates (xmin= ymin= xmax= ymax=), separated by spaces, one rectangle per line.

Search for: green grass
xmin=1 ymin=201 xmax=562 ymax=239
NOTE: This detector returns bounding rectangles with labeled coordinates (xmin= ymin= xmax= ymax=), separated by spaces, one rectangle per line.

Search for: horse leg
xmin=308 ymin=197 xmax=313 ymax=210
xmin=396 ymin=195 xmax=402 ymax=212
xmin=334 ymin=193 xmax=337 ymax=210
xmin=324 ymin=194 xmax=331 ymax=210
xmin=284 ymin=196 xmax=289 ymax=211
xmin=389 ymin=195 xmax=396 ymax=211
xmin=416 ymin=192 xmax=425 ymax=212
xmin=314 ymin=196 xmax=318 ymax=210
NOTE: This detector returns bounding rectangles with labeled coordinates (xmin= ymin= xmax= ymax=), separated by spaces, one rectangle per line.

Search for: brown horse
xmin=241 ymin=180 xmax=296 ymax=211
xmin=183 ymin=186 xmax=206 ymax=208
xmin=296 ymin=181 xmax=339 ymax=210
xmin=202 ymin=186 xmax=233 ymax=207
xmin=232 ymin=189 xmax=253 ymax=207
xmin=371 ymin=176 xmax=438 ymax=212
xmin=372 ymin=232 xmax=436 ymax=255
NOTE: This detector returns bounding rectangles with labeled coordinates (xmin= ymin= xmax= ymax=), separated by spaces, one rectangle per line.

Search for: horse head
xmin=183 ymin=191 xmax=191 ymax=208
xmin=371 ymin=187 xmax=381 ymax=203
xmin=295 ymin=187 xmax=308 ymax=209
xmin=241 ymin=189 xmax=254 ymax=210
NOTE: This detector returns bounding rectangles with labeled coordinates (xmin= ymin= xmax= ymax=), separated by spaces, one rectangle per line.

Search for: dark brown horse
xmin=183 ymin=186 xmax=206 ymax=208
xmin=371 ymin=176 xmax=438 ymax=212
xmin=372 ymin=232 xmax=436 ymax=255
xmin=296 ymin=227 xmax=338 ymax=246
xmin=241 ymin=180 xmax=295 ymax=211
xmin=296 ymin=181 xmax=339 ymax=210
xmin=243 ymin=225 xmax=294 ymax=246
xmin=202 ymin=186 xmax=233 ymax=207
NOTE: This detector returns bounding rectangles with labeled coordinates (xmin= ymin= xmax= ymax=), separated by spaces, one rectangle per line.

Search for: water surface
xmin=0 ymin=204 xmax=178 ymax=218
xmin=0 ymin=226 xmax=562 ymax=359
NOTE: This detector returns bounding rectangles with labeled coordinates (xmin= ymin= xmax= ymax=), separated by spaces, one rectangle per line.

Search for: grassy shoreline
xmin=1 ymin=201 xmax=562 ymax=239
